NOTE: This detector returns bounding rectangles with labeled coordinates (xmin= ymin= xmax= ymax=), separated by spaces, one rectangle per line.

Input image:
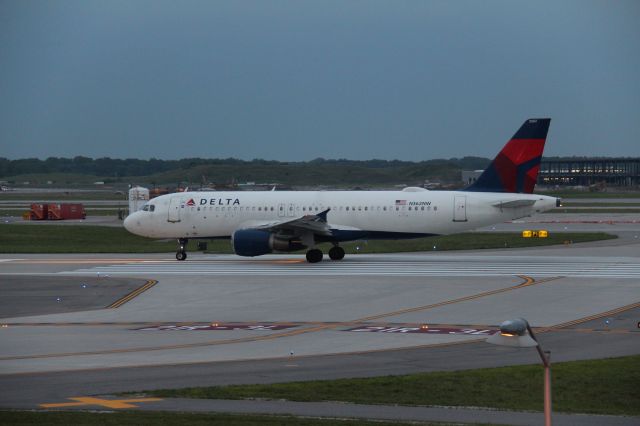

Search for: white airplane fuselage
xmin=123 ymin=118 xmax=556 ymax=262
xmin=124 ymin=189 xmax=557 ymax=241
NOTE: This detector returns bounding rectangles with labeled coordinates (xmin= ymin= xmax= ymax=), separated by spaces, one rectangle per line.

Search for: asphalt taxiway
xmin=0 ymin=217 xmax=639 ymax=424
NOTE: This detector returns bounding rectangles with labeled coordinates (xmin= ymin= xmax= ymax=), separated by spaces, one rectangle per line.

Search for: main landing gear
xmin=305 ymin=249 xmax=323 ymax=263
xmin=329 ymin=245 xmax=345 ymax=260
xmin=176 ymin=238 xmax=188 ymax=261
xmin=305 ymin=245 xmax=345 ymax=263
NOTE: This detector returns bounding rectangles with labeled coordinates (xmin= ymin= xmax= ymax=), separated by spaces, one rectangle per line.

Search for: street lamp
xmin=486 ymin=318 xmax=552 ymax=426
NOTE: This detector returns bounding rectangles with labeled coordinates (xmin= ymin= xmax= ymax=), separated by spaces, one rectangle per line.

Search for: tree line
xmin=0 ymin=156 xmax=492 ymax=178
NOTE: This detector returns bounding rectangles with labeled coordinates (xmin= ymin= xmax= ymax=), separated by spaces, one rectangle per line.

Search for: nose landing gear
xmin=176 ymin=238 xmax=188 ymax=261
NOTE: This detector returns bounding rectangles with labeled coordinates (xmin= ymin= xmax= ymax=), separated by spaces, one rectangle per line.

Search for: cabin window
xmin=270 ymin=207 xmax=274 ymax=211
xmin=383 ymin=206 xmax=387 ymax=211
xmin=346 ymin=207 xmax=350 ymax=211
xmin=364 ymin=206 xmax=368 ymax=211
xmin=434 ymin=206 xmax=438 ymax=211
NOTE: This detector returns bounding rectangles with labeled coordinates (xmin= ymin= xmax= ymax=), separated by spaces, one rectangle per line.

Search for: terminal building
xmin=462 ymin=158 xmax=640 ymax=188
xmin=538 ymin=158 xmax=640 ymax=188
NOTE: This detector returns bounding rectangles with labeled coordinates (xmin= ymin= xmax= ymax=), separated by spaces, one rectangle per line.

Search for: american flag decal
xmin=395 ymin=200 xmax=407 ymax=206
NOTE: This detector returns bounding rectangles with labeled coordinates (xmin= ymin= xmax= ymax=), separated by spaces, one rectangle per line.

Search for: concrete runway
xmin=1 ymin=218 xmax=639 ymax=419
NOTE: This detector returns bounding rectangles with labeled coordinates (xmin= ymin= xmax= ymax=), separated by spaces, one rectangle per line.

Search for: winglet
xmin=464 ymin=118 xmax=551 ymax=194
xmin=316 ymin=208 xmax=331 ymax=223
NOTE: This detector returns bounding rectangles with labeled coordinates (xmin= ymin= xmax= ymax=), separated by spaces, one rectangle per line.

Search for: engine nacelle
xmin=231 ymin=229 xmax=306 ymax=257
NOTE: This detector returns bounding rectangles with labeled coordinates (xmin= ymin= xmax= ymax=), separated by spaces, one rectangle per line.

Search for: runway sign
xmin=136 ymin=323 xmax=296 ymax=331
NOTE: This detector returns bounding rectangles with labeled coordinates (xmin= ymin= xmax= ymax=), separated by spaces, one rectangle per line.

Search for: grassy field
xmin=0 ymin=411 xmax=482 ymax=426
xmin=0 ymin=224 xmax=615 ymax=253
xmin=147 ymin=355 xmax=640 ymax=416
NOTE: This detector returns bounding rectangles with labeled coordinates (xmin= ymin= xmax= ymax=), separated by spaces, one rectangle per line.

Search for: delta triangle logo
xmin=186 ymin=199 xmax=196 ymax=206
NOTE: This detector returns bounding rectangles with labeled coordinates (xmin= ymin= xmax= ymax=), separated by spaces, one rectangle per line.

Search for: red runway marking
xmin=345 ymin=326 xmax=497 ymax=335
xmin=136 ymin=323 xmax=298 ymax=331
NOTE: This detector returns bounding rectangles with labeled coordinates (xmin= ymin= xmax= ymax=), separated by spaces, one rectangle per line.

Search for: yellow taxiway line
xmin=107 ymin=279 xmax=158 ymax=309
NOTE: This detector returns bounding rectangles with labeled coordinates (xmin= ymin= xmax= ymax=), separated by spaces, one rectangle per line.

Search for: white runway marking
xmin=61 ymin=259 xmax=640 ymax=278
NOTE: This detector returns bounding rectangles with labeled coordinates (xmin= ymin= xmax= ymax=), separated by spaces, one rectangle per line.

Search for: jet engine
xmin=231 ymin=229 xmax=306 ymax=257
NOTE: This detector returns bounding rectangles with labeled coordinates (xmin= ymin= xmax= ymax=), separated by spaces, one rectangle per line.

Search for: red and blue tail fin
xmin=464 ymin=118 xmax=551 ymax=194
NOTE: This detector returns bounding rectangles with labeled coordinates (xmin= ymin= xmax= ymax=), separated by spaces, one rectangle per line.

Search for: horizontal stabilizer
xmin=493 ymin=199 xmax=536 ymax=208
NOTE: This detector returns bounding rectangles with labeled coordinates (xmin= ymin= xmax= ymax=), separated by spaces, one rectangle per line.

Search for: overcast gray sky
xmin=1 ymin=1 xmax=638 ymax=161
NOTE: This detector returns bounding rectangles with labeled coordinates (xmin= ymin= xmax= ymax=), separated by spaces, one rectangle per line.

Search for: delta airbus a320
xmin=124 ymin=118 xmax=559 ymax=263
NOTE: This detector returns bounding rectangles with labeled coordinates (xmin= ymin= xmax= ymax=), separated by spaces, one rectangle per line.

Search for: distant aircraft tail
xmin=464 ymin=118 xmax=551 ymax=194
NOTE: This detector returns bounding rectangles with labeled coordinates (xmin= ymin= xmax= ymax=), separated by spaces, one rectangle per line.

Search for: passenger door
xmin=168 ymin=196 xmax=182 ymax=222
xmin=453 ymin=195 xmax=467 ymax=222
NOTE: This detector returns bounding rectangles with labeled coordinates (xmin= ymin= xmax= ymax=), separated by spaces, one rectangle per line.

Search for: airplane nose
xmin=123 ymin=212 xmax=139 ymax=233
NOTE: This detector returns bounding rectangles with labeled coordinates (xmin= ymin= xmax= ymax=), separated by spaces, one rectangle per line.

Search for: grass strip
xmin=547 ymin=208 xmax=640 ymax=214
xmin=0 ymin=411 xmax=482 ymax=426
xmin=0 ymin=225 xmax=186 ymax=253
xmin=0 ymin=224 xmax=615 ymax=253
xmin=312 ymin=232 xmax=615 ymax=254
xmin=0 ymin=209 xmax=123 ymax=217
xmin=560 ymin=202 xmax=640 ymax=207
xmin=147 ymin=355 xmax=640 ymax=416
xmin=539 ymin=191 xmax=640 ymax=199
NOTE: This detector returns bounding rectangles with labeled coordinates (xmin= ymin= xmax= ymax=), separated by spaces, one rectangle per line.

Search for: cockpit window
xmin=142 ymin=205 xmax=149 ymax=211
xmin=142 ymin=204 xmax=155 ymax=212
xmin=149 ymin=205 xmax=155 ymax=212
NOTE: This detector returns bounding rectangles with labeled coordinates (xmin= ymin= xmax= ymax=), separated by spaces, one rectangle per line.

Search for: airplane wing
xmin=244 ymin=209 xmax=334 ymax=236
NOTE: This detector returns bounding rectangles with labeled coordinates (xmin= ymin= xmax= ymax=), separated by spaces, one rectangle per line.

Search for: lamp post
xmin=486 ymin=318 xmax=552 ymax=426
